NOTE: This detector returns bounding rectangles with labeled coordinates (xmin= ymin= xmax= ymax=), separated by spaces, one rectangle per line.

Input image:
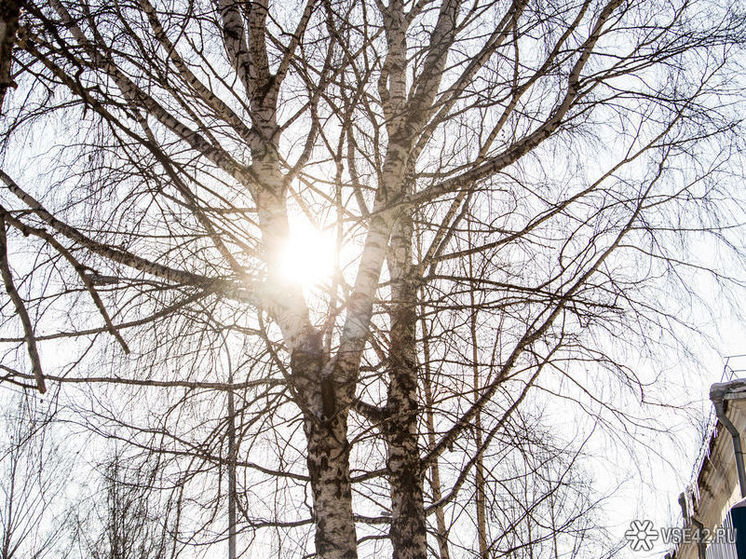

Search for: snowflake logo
xmin=625 ymin=520 xmax=659 ymax=551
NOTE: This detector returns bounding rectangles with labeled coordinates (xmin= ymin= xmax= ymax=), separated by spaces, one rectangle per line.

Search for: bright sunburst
xmin=278 ymin=219 xmax=337 ymax=288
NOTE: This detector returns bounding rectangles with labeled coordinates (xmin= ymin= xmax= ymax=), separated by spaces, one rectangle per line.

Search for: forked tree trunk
xmin=252 ymin=121 xmax=360 ymax=559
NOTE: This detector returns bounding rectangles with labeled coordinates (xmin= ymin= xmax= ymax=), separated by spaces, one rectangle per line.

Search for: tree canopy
xmin=0 ymin=0 xmax=744 ymax=558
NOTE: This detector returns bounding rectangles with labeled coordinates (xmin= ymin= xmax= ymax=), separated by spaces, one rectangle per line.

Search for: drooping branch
xmin=0 ymin=170 xmax=237 ymax=291
xmin=0 ymin=215 xmax=45 ymax=393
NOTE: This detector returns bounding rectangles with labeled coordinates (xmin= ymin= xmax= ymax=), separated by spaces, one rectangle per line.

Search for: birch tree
xmin=0 ymin=0 xmax=743 ymax=558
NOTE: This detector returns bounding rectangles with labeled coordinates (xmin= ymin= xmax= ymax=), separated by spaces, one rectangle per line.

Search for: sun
xmin=278 ymin=219 xmax=337 ymax=288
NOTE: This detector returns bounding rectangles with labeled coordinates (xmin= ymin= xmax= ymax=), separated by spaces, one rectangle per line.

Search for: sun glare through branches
xmin=278 ymin=218 xmax=337 ymax=289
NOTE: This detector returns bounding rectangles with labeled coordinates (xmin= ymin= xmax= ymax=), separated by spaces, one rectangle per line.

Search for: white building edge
xmin=668 ymin=380 xmax=746 ymax=559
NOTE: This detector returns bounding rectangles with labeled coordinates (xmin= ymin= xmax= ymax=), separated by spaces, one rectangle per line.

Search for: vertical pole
xmin=228 ymin=373 xmax=237 ymax=559
xmin=468 ymin=218 xmax=488 ymax=558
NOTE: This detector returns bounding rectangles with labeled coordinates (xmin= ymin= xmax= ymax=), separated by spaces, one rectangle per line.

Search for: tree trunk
xmin=304 ymin=412 xmax=358 ymax=559
xmin=293 ymin=334 xmax=358 ymax=559
xmin=386 ymin=214 xmax=428 ymax=559
xmin=385 ymin=378 xmax=427 ymax=559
